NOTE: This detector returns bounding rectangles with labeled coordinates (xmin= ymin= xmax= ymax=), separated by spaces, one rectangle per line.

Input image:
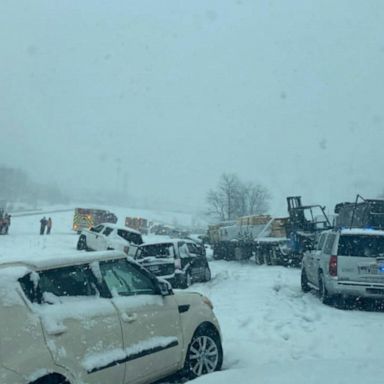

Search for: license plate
xmin=148 ymin=265 xmax=160 ymax=273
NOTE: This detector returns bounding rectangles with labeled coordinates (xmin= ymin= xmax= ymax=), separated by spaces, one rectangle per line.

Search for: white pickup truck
xmin=77 ymin=223 xmax=143 ymax=257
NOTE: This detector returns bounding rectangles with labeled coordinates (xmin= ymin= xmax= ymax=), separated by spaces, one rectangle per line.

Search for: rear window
xmin=338 ymin=235 xmax=384 ymax=257
xmin=19 ymin=265 xmax=97 ymax=304
xmin=137 ymin=244 xmax=175 ymax=259
xmin=117 ymin=229 xmax=143 ymax=245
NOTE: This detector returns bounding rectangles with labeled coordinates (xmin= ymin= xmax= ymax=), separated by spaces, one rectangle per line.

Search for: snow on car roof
xmin=0 ymin=250 xmax=127 ymax=273
xmin=140 ymin=238 xmax=196 ymax=247
xmin=98 ymin=223 xmax=141 ymax=235
xmin=339 ymin=228 xmax=384 ymax=236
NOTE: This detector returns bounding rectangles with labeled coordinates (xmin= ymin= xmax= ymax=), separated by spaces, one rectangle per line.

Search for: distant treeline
xmin=0 ymin=166 xmax=69 ymax=207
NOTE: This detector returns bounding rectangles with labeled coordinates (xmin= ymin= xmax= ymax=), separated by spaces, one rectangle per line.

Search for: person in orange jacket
xmin=47 ymin=217 xmax=52 ymax=235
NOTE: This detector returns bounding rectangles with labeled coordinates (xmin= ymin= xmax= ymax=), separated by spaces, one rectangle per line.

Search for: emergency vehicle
xmin=72 ymin=208 xmax=118 ymax=233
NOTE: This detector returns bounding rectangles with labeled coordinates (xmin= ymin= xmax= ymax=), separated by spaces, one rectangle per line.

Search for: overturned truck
xmin=209 ymin=196 xmax=332 ymax=266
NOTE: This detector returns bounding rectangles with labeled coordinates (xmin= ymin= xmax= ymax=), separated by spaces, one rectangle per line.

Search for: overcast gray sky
xmin=1 ymin=0 xmax=384 ymax=215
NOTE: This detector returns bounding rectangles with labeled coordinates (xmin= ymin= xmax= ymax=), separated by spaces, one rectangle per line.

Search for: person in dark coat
xmin=47 ymin=217 xmax=52 ymax=235
xmin=40 ymin=217 xmax=47 ymax=235
xmin=4 ymin=214 xmax=11 ymax=234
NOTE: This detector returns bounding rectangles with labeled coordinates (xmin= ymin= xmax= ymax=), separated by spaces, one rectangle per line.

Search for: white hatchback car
xmin=0 ymin=251 xmax=223 ymax=384
xmin=77 ymin=223 xmax=143 ymax=257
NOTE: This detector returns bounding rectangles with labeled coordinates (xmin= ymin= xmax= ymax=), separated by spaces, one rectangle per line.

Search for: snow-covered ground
xmin=2 ymin=210 xmax=384 ymax=384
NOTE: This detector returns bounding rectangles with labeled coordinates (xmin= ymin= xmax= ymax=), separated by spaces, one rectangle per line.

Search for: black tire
xmin=234 ymin=247 xmax=242 ymax=261
xmin=264 ymin=252 xmax=272 ymax=266
xmin=212 ymin=246 xmax=222 ymax=260
xmin=301 ymin=269 xmax=311 ymax=293
xmin=334 ymin=295 xmax=349 ymax=310
xmin=255 ymin=249 xmax=264 ymax=265
xmin=32 ymin=373 xmax=70 ymax=384
xmin=183 ymin=325 xmax=223 ymax=379
xmin=319 ymin=272 xmax=333 ymax=305
xmin=76 ymin=235 xmax=87 ymax=251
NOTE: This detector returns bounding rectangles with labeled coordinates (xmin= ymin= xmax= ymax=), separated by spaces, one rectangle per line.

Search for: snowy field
xmin=2 ymin=210 xmax=384 ymax=384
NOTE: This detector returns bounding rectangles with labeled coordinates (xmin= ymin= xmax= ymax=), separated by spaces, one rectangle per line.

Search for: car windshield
xmin=137 ymin=244 xmax=175 ymax=259
xmin=338 ymin=235 xmax=384 ymax=257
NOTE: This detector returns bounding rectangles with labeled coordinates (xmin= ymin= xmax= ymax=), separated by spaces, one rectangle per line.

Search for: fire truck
xmin=72 ymin=208 xmax=118 ymax=233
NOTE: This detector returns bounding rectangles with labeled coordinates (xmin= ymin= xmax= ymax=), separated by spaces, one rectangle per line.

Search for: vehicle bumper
xmin=327 ymin=277 xmax=384 ymax=298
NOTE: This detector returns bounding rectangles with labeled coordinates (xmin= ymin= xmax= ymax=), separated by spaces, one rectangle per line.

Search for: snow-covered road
xmin=191 ymin=261 xmax=384 ymax=383
xmin=2 ymin=211 xmax=384 ymax=384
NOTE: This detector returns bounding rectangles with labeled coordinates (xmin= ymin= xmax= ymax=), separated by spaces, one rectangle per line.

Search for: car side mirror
xmin=157 ymin=279 xmax=173 ymax=296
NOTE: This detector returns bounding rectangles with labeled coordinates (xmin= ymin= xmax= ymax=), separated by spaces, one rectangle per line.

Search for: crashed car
xmin=77 ymin=223 xmax=143 ymax=257
xmin=135 ymin=239 xmax=212 ymax=289
xmin=0 ymin=251 xmax=223 ymax=384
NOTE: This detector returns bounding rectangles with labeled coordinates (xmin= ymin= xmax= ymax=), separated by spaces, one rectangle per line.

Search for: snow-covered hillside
xmin=1 ymin=209 xmax=384 ymax=384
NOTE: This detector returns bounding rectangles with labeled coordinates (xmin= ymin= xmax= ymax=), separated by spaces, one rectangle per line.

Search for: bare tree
xmin=207 ymin=173 xmax=270 ymax=221
xmin=245 ymin=183 xmax=271 ymax=215
xmin=207 ymin=190 xmax=226 ymax=221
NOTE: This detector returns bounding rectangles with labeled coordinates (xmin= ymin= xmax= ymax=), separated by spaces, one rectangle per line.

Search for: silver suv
xmin=301 ymin=228 xmax=384 ymax=305
xmin=0 ymin=251 xmax=222 ymax=384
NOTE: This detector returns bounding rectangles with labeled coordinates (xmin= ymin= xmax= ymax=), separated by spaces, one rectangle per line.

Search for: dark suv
xmin=135 ymin=239 xmax=211 ymax=288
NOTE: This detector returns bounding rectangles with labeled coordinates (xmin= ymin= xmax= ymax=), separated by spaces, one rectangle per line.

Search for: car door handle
xmin=121 ymin=313 xmax=137 ymax=323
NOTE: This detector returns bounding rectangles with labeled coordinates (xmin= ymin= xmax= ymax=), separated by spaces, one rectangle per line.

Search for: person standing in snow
xmin=4 ymin=214 xmax=11 ymax=234
xmin=47 ymin=217 xmax=52 ymax=235
xmin=40 ymin=217 xmax=47 ymax=235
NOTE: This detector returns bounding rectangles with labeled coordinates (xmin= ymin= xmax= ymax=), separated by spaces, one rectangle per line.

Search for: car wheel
xmin=202 ymin=266 xmax=211 ymax=282
xmin=76 ymin=235 xmax=87 ymax=251
xmin=301 ymin=269 xmax=311 ymax=293
xmin=255 ymin=249 xmax=264 ymax=265
xmin=263 ymin=252 xmax=272 ymax=265
xmin=184 ymin=326 xmax=223 ymax=379
xmin=319 ymin=272 xmax=332 ymax=305
xmin=32 ymin=373 xmax=70 ymax=384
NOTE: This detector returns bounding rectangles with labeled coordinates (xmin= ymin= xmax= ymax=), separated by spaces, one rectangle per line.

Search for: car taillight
xmin=123 ymin=246 xmax=129 ymax=255
xmin=174 ymin=259 xmax=181 ymax=270
xmin=329 ymin=255 xmax=337 ymax=277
